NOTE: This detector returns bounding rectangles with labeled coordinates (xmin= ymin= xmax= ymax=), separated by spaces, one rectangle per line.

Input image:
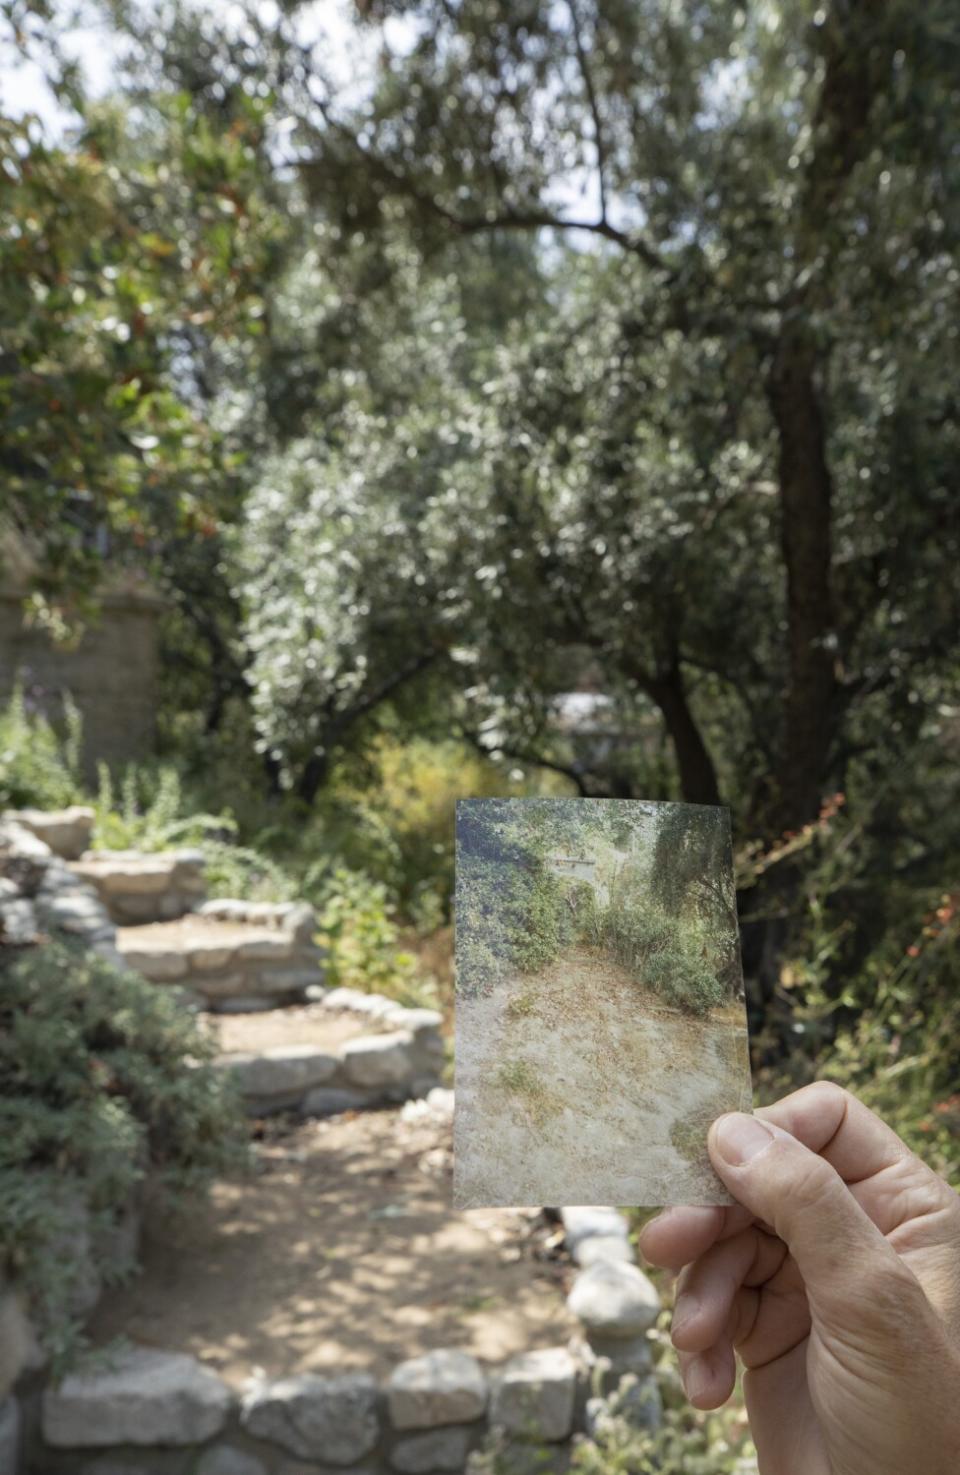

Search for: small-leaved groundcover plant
xmin=0 ymin=940 xmax=248 ymax=1370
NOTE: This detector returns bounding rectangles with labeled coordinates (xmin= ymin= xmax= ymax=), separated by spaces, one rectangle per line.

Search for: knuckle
xmin=802 ymin=1079 xmax=852 ymax=1115
xmin=783 ymin=1148 xmax=842 ymax=1212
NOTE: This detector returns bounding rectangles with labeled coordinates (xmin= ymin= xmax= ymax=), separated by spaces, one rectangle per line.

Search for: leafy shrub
xmin=308 ymin=737 xmax=543 ymax=928
xmin=315 ymin=866 xmax=440 ymax=1008
xmin=511 ymin=865 xmax=573 ymax=972
xmin=569 ymin=879 xmax=602 ymax=945
xmin=0 ymin=941 xmax=247 ymax=1364
xmin=347 ymin=738 xmax=484 ymax=924
xmin=454 ymin=853 xmax=505 ymax=997
xmin=93 ymin=762 xmax=233 ymax=853
xmin=569 ymin=1397 xmax=753 ymax=1475
xmin=94 ymin=762 xmax=298 ymax=902
xmin=644 ymin=947 xmax=727 ymax=1014
xmin=601 ymin=898 xmax=726 ymax=1015
xmin=0 ymin=684 xmax=85 ymax=810
xmin=456 ymin=848 xmax=573 ymax=996
xmin=201 ymin=839 xmax=293 ymax=902
xmin=757 ymin=877 xmax=960 ymax=1182
xmin=467 ymin=1377 xmax=753 ymax=1475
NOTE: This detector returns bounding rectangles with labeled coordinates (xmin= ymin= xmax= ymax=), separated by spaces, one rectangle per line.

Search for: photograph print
xmin=454 ymin=797 xmax=753 ymax=1208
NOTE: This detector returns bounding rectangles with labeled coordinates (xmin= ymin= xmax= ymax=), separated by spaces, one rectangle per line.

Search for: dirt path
xmin=89 ymin=1107 xmax=575 ymax=1386
xmin=212 ymin=1003 xmax=371 ymax=1055
xmin=455 ymin=944 xmax=752 ymax=1208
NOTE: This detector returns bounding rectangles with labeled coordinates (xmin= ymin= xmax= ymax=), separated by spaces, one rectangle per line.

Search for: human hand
xmin=639 ymin=1082 xmax=960 ymax=1475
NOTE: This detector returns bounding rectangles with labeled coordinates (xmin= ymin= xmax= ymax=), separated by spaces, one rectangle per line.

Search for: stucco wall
xmin=0 ymin=591 xmax=163 ymax=775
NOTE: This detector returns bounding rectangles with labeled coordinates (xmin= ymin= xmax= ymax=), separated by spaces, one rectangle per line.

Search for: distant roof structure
xmin=551 ymin=691 xmax=617 ymax=735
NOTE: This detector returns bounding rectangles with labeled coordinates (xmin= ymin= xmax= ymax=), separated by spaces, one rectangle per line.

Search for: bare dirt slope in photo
xmin=455 ymin=943 xmax=752 ymax=1207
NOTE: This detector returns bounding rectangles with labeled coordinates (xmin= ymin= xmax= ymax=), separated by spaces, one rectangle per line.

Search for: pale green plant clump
xmin=467 ymin=1370 xmax=754 ymax=1475
xmin=0 ymin=941 xmax=247 ymax=1369
xmin=0 ymin=682 xmax=85 ymax=810
xmin=496 ymin=1057 xmax=560 ymax=1126
xmin=506 ymin=989 xmax=536 ymax=1020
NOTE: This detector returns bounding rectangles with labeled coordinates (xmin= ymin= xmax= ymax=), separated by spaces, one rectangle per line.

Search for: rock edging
xmin=116 ymin=901 xmax=326 ymax=1011
xmin=8 ymin=1198 xmax=665 ymax=1473
xmin=218 ymin=995 xmax=446 ymax=1117
xmin=561 ymin=1204 xmax=664 ymax=1425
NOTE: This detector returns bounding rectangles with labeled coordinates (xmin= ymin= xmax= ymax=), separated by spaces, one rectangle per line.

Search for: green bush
xmin=758 ymin=879 xmax=960 ymax=1183
xmin=455 ymin=849 xmax=573 ymax=996
xmin=510 ymin=865 xmax=573 ymax=972
xmin=468 ymin=1377 xmax=752 ymax=1475
xmin=0 ymin=941 xmax=247 ymax=1365
xmin=93 ymin=762 xmax=233 ymax=852
xmin=601 ymin=898 xmax=726 ymax=1015
xmin=201 ymin=839 xmax=294 ymax=902
xmin=94 ymin=763 xmax=298 ymax=901
xmin=644 ymin=947 xmax=727 ymax=1014
xmin=0 ymin=684 xmax=85 ymax=810
xmin=569 ymin=879 xmax=602 ymax=945
xmin=454 ymin=853 xmax=503 ymax=996
xmin=314 ymin=866 xmax=440 ymax=1008
xmin=569 ymin=1397 xmax=753 ymax=1475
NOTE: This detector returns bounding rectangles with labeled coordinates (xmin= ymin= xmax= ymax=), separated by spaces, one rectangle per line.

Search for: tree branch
xmin=308 ymin=91 xmax=670 ymax=273
xmin=326 ymin=647 xmax=441 ymax=743
xmin=455 ymin=207 xmax=667 ymax=272
xmin=295 ymin=648 xmax=441 ymax=804
xmin=460 ymin=728 xmax=594 ymax=797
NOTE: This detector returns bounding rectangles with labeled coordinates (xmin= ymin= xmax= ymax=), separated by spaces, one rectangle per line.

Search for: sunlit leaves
xmin=0 ymin=81 xmax=283 ymax=605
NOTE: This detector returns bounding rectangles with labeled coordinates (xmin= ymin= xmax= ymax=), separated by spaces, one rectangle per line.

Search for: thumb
xmin=708 ymin=1112 xmax=909 ymax=1319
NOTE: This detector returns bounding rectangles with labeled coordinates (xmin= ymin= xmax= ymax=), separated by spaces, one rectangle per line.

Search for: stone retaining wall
xmin=0 ymin=817 xmax=124 ymax=969
xmin=0 ymin=817 xmax=327 ymax=1009
xmin=3 ymin=807 xmax=94 ymax=862
xmin=220 ymin=996 xmax=446 ymax=1116
xmin=3 ymin=807 xmax=209 ymax=928
xmin=70 ymin=848 xmax=208 ymax=924
xmin=7 ymin=1203 xmax=668 ymax=1474
xmin=117 ymin=901 xmax=326 ymax=1011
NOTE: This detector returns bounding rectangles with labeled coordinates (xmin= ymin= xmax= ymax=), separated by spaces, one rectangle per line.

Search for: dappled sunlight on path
xmin=89 ymin=1108 xmax=575 ymax=1386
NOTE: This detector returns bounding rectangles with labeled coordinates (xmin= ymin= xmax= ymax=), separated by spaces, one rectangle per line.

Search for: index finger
xmin=758 ymin=1080 xmax=958 ymax=1238
xmin=638 ymin=1202 xmax=754 ymax=1271
xmin=756 ymin=1080 xmax=911 ymax=1182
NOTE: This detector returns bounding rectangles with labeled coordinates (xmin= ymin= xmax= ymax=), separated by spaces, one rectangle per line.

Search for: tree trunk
xmin=642 ymin=664 xmax=722 ymax=807
xmin=763 ymin=0 xmax=898 ymax=832
xmin=296 ymin=750 xmax=330 ymax=805
xmin=768 ymin=326 xmax=840 ymax=829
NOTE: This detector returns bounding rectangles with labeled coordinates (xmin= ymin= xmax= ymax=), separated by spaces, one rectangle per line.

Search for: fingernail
xmin=713 ymin=1112 xmax=775 ymax=1165
xmin=672 ymin=1291 xmax=699 ymax=1336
